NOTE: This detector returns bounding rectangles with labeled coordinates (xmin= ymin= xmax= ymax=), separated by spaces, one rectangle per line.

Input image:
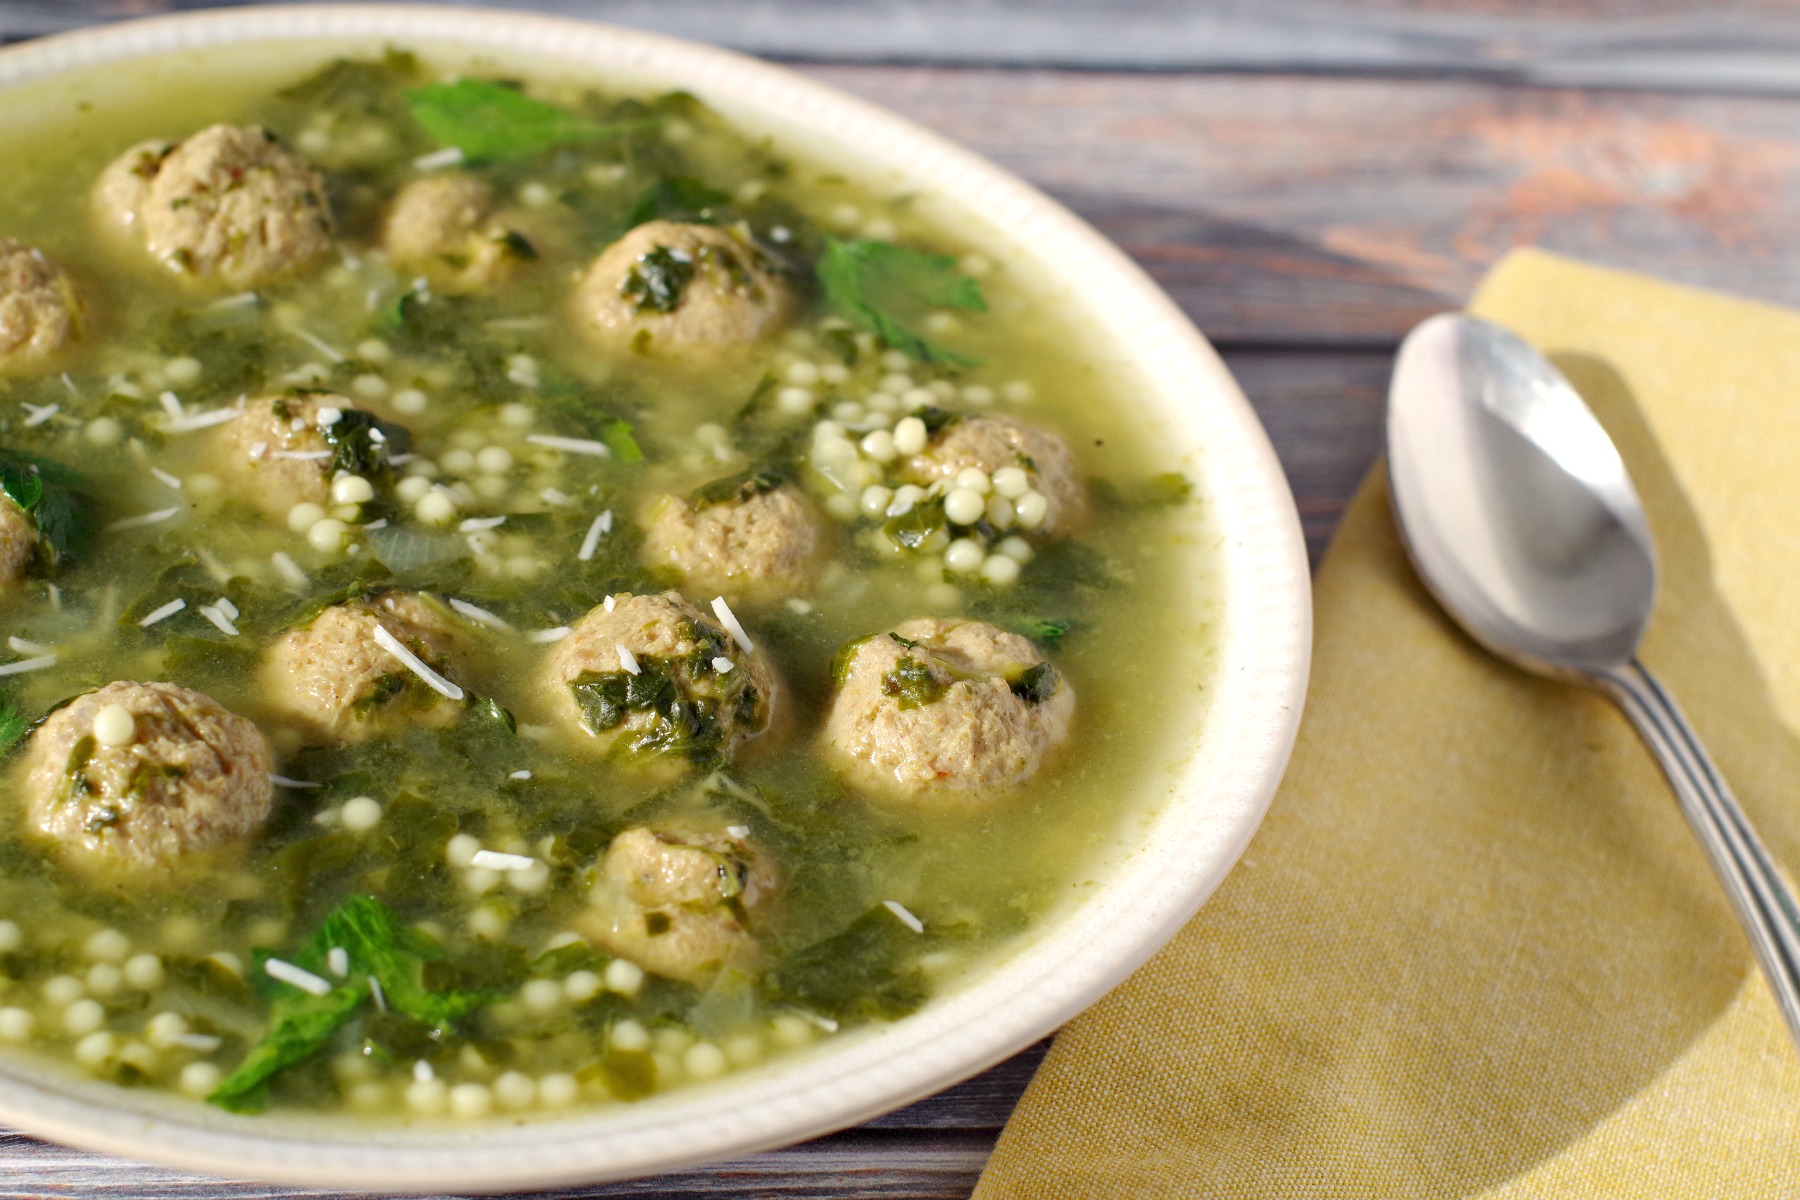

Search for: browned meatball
xmin=638 ymin=476 xmax=822 ymax=604
xmin=539 ymin=591 xmax=777 ymax=767
xmin=93 ymin=124 xmax=333 ymax=289
xmin=382 ymin=175 xmax=535 ymax=294
xmin=18 ymin=681 xmax=274 ymax=879
xmin=902 ymin=415 xmax=1088 ymax=537
xmin=0 ymin=495 xmax=33 ymax=588
xmin=261 ymin=592 xmax=467 ymax=745
xmin=0 ymin=238 xmax=81 ymax=374
xmin=578 ymin=823 xmax=777 ymax=983
xmin=210 ymin=393 xmax=403 ymax=520
xmin=823 ymin=618 xmax=1074 ymax=803
xmin=572 ymin=220 xmax=793 ymax=357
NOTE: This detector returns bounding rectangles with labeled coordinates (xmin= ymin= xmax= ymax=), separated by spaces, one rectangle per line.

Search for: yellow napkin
xmin=974 ymin=249 xmax=1800 ymax=1198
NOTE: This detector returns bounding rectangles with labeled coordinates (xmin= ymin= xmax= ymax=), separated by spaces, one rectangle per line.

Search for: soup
xmin=0 ymin=45 xmax=1211 ymax=1120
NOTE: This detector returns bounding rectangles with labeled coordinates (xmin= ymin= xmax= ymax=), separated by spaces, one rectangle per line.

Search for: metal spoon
xmin=1387 ymin=312 xmax=1800 ymax=1043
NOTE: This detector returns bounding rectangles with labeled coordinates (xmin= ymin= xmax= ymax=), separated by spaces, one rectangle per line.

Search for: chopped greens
xmin=316 ymin=407 xmax=412 ymax=479
xmin=209 ymin=895 xmax=485 ymax=1112
xmin=1008 ymin=661 xmax=1061 ymax=705
xmin=764 ymin=907 xmax=933 ymax=1022
xmin=621 ymin=246 xmax=696 ymax=314
xmin=881 ymin=657 xmax=946 ymax=709
xmin=0 ymin=448 xmax=98 ymax=565
xmin=628 ymin=177 xmax=732 ymax=227
xmin=691 ymin=468 xmax=784 ymax=508
xmin=0 ymin=693 xmax=27 ymax=757
xmin=817 ymin=239 xmax=987 ymax=365
xmin=404 ymin=79 xmax=653 ymax=161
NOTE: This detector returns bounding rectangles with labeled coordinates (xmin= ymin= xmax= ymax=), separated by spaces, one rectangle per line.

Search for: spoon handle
xmin=1599 ymin=659 xmax=1800 ymax=1043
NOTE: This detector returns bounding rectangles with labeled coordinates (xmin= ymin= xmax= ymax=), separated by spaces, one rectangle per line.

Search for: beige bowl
xmin=0 ymin=5 xmax=1311 ymax=1190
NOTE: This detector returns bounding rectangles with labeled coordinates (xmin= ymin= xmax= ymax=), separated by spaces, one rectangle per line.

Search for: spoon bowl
xmin=1388 ymin=312 xmax=1800 ymax=1048
xmin=1388 ymin=314 xmax=1657 ymax=677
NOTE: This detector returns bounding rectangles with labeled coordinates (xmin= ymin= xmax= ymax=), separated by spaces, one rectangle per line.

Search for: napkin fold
xmin=974 ymin=250 xmax=1800 ymax=1199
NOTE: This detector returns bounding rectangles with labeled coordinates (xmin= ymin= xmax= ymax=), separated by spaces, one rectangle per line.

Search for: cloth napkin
xmin=974 ymin=249 xmax=1800 ymax=1198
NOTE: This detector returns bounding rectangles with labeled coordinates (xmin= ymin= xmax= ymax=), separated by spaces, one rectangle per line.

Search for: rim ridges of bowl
xmin=0 ymin=6 xmax=1311 ymax=1190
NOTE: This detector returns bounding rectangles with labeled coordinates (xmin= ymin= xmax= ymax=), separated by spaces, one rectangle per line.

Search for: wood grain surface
xmin=0 ymin=1 xmax=1790 ymax=1195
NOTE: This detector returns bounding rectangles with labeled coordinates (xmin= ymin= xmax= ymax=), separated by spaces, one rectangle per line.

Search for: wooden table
xmin=5 ymin=1 xmax=1800 ymax=1195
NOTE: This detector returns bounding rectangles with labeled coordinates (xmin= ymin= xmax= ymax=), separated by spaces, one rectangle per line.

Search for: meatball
xmin=823 ymin=618 xmax=1074 ymax=802
xmin=18 ymin=681 xmax=274 ymax=879
xmin=261 ymin=592 xmax=467 ymax=745
xmin=902 ymin=415 xmax=1088 ymax=537
xmin=0 ymin=495 xmax=33 ymax=588
xmin=539 ymin=591 xmax=776 ymax=767
xmin=93 ymin=124 xmax=333 ymax=289
xmin=382 ymin=175 xmax=535 ymax=295
xmin=0 ymin=238 xmax=81 ymax=374
xmin=572 ymin=220 xmax=793 ymax=357
xmin=639 ymin=476 xmax=822 ymax=604
xmin=211 ymin=393 xmax=403 ymax=520
xmin=579 ymin=823 xmax=777 ymax=983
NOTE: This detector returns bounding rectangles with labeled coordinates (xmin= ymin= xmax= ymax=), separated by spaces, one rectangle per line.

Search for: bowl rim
xmin=0 ymin=5 xmax=1312 ymax=1190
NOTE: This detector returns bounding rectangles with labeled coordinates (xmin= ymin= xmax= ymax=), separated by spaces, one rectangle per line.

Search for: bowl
xmin=0 ymin=5 xmax=1311 ymax=1190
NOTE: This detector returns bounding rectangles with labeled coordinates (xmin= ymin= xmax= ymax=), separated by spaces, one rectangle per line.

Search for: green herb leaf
xmin=628 ymin=177 xmax=732 ymax=227
xmin=764 ymin=907 xmax=932 ymax=1022
xmin=816 ymin=239 xmax=986 ymax=366
xmin=405 ymin=79 xmax=653 ymax=162
xmin=882 ymin=495 xmax=946 ymax=551
xmin=881 ymin=657 xmax=947 ymax=710
xmin=622 ymin=245 xmax=696 ymax=314
xmin=208 ymin=984 xmax=365 ymax=1113
xmin=1008 ymin=661 xmax=1061 ymax=705
xmin=0 ymin=448 xmax=98 ymax=566
xmin=690 ymin=468 xmax=784 ymax=509
xmin=316 ymin=407 xmax=412 ymax=479
xmin=1005 ymin=616 xmax=1073 ymax=649
xmin=208 ymin=895 xmax=485 ymax=1111
xmin=0 ymin=694 xmax=26 ymax=757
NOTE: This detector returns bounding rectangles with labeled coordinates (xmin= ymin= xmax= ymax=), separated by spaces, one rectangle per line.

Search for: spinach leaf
xmin=882 ymin=495 xmax=946 ymax=550
xmin=0 ymin=693 xmax=27 ymax=757
xmin=208 ymin=984 xmax=365 ymax=1113
xmin=627 ymin=177 xmax=732 ymax=227
xmin=318 ymin=408 xmax=412 ymax=479
xmin=881 ymin=657 xmax=946 ymax=710
xmin=0 ymin=448 xmax=98 ymax=565
xmin=1008 ymin=661 xmax=1061 ymax=705
xmin=535 ymin=364 xmax=645 ymax=464
xmin=1003 ymin=616 xmax=1073 ymax=649
xmin=690 ymin=468 xmax=784 ymax=509
xmin=764 ymin=906 xmax=932 ymax=1022
xmin=319 ymin=894 xmax=483 ymax=1026
xmin=816 ymin=239 xmax=986 ymax=366
xmin=621 ymin=245 xmax=695 ymax=314
xmin=405 ymin=79 xmax=653 ymax=162
xmin=208 ymin=895 xmax=485 ymax=1112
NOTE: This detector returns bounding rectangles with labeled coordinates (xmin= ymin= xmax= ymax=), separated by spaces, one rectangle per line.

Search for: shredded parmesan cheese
xmin=0 ymin=656 xmax=55 ymax=679
xmin=264 ymin=958 xmax=331 ymax=997
xmin=270 ymin=551 xmax=306 ymax=588
xmin=150 ymin=467 xmax=183 ymax=490
xmin=163 ymin=406 xmax=241 ymax=433
xmin=459 ymin=516 xmax=507 ymax=532
xmin=577 ymin=511 xmax=612 ymax=561
xmin=712 ymin=656 xmax=734 ymax=673
xmin=372 ymin=624 xmax=465 ymax=701
xmin=883 ymin=900 xmax=926 ymax=934
xmin=526 ymin=434 xmax=612 ymax=457
xmin=107 ymin=508 xmax=181 ymax=531
xmin=527 ymin=626 xmax=571 ymax=644
xmin=711 ymin=596 xmax=754 ymax=653
xmin=413 ymin=146 xmax=465 ymax=170
xmin=196 ymin=604 xmax=239 ymax=637
xmin=448 ymin=598 xmax=511 ymax=631
xmin=616 ymin=644 xmax=641 ymax=675
xmin=470 ymin=850 xmax=537 ymax=872
xmin=271 ymin=775 xmax=323 ymax=789
xmin=327 ymin=947 xmax=349 ymax=978
xmin=21 ymin=402 xmax=57 ymax=427
xmin=137 ymin=598 xmax=186 ymax=628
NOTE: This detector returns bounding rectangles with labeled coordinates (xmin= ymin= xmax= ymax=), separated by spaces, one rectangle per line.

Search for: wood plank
xmin=7 ymin=0 xmax=1800 ymax=94
xmin=797 ymin=65 xmax=1800 ymax=345
xmin=0 ymin=1130 xmax=995 ymax=1199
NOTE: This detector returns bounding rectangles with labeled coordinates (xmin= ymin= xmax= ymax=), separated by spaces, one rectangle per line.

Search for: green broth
xmin=0 ymin=44 xmax=1216 ymax=1119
